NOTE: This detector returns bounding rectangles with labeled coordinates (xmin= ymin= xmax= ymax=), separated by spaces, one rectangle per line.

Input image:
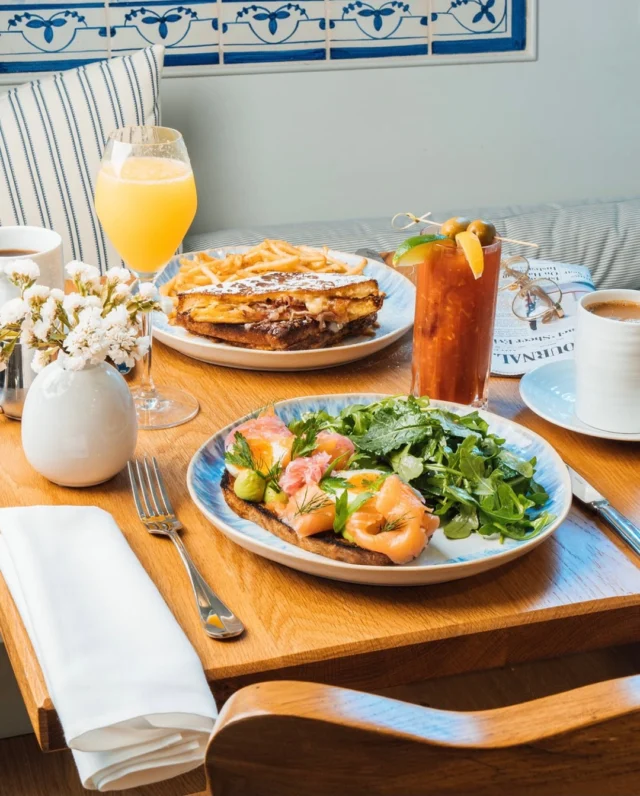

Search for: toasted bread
xmin=175 ymin=271 xmax=384 ymax=350
xmin=179 ymin=271 xmax=380 ymax=307
xmin=221 ymin=470 xmax=392 ymax=566
xmin=179 ymin=313 xmax=378 ymax=351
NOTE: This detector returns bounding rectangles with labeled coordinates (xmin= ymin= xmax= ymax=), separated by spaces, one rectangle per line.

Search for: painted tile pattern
xmin=0 ymin=0 xmax=532 ymax=77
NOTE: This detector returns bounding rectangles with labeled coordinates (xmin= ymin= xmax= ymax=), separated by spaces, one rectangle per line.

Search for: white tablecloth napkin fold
xmin=0 ymin=506 xmax=217 ymax=791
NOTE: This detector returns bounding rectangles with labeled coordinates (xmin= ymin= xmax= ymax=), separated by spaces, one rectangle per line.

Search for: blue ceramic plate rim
xmin=187 ymin=393 xmax=572 ymax=574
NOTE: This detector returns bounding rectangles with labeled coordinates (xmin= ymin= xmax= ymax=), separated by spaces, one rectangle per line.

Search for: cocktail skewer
xmin=391 ymin=212 xmax=540 ymax=249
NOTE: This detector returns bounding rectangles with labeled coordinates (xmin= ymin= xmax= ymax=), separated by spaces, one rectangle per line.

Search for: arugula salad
xmin=288 ymin=395 xmax=555 ymax=542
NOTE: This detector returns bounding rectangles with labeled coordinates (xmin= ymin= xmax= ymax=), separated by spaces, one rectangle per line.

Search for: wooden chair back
xmin=203 ymin=676 xmax=640 ymax=796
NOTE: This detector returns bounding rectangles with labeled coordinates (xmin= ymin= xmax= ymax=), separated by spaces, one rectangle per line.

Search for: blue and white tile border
xmin=0 ymin=0 xmax=536 ymax=82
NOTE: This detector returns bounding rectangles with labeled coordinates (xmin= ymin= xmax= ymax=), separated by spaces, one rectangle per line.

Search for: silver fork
xmin=128 ymin=456 xmax=244 ymax=640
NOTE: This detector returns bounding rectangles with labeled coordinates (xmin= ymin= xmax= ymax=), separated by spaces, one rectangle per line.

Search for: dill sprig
xmin=224 ymin=433 xmax=258 ymax=471
xmin=294 ymin=488 xmax=333 ymax=517
xmin=380 ymin=512 xmax=412 ymax=534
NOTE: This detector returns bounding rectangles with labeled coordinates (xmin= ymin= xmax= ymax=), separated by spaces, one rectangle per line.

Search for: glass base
xmin=132 ymin=385 xmax=199 ymax=430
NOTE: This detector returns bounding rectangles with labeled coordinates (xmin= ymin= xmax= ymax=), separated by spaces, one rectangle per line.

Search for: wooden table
xmin=1 ymin=334 xmax=639 ymax=752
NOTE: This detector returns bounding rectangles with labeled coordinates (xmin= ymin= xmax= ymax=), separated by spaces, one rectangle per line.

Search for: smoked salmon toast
xmin=221 ymin=409 xmax=439 ymax=566
xmin=221 ymin=470 xmax=393 ymax=566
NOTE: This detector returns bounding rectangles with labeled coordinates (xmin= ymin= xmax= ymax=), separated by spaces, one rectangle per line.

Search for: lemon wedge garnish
xmin=455 ymin=231 xmax=484 ymax=279
xmin=392 ymin=234 xmax=451 ymax=268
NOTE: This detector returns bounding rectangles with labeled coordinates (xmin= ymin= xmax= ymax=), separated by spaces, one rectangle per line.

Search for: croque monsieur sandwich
xmin=176 ymin=271 xmax=384 ymax=350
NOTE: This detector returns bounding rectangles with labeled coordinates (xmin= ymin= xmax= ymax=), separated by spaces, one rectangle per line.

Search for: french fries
xmin=160 ymin=239 xmax=367 ymax=323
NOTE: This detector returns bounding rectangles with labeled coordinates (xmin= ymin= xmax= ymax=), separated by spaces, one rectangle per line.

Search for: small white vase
xmin=21 ymin=360 xmax=138 ymax=487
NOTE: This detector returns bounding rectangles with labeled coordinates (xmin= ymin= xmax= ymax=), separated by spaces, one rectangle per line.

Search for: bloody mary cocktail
xmin=410 ymin=237 xmax=502 ymax=407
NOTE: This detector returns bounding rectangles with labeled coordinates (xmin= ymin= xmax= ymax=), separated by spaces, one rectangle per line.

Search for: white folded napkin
xmin=0 ymin=506 xmax=217 ymax=791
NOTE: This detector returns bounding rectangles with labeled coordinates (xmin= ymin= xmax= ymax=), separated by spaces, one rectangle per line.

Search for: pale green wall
xmin=161 ymin=0 xmax=640 ymax=233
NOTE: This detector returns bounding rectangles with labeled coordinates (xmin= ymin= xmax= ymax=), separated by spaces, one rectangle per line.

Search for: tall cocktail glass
xmin=95 ymin=126 xmax=198 ymax=429
xmin=411 ymin=238 xmax=502 ymax=408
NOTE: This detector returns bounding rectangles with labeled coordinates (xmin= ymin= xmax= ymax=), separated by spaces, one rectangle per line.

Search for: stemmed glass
xmin=95 ymin=126 xmax=199 ymax=429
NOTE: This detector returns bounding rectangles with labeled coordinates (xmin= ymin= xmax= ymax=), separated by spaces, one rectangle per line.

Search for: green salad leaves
xmin=288 ymin=396 xmax=554 ymax=542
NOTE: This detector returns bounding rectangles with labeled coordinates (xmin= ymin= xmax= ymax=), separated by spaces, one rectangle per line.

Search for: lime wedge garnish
xmin=455 ymin=231 xmax=484 ymax=279
xmin=392 ymin=234 xmax=450 ymax=268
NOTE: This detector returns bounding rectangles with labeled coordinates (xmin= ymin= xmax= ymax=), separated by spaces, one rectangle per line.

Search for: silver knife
xmin=568 ymin=466 xmax=640 ymax=557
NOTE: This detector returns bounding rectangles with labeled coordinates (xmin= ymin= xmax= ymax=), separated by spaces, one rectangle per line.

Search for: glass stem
xmin=137 ymin=278 xmax=156 ymax=397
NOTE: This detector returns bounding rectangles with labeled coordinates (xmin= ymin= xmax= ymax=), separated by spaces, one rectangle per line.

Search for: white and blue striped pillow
xmin=0 ymin=46 xmax=164 ymax=274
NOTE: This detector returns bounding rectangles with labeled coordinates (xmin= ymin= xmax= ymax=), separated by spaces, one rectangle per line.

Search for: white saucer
xmin=520 ymin=359 xmax=640 ymax=442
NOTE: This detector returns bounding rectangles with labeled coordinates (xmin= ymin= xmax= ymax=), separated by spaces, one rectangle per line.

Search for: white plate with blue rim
xmin=153 ymin=248 xmax=415 ymax=371
xmin=520 ymin=359 xmax=640 ymax=441
xmin=187 ymin=393 xmax=572 ymax=586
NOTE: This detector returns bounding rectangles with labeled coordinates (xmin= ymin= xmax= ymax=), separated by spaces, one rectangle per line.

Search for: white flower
xmin=138 ymin=282 xmax=158 ymax=300
xmin=59 ymin=353 xmax=87 ymax=372
xmin=49 ymin=288 xmax=64 ymax=302
xmin=160 ymin=296 xmax=175 ymax=315
xmin=31 ymin=349 xmax=54 ymax=374
xmin=19 ymin=314 xmax=35 ymax=346
xmin=84 ymin=295 xmax=102 ymax=309
xmin=103 ymin=305 xmax=141 ymax=368
xmin=41 ymin=294 xmax=61 ymax=318
xmin=62 ymin=293 xmax=87 ymax=316
xmin=105 ymin=267 xmax=131 ymax=285
xmin=0 ymin=297 xmax=28 ymax=326
xmin=23 ymin=284 xmax=50 ymax=303
xmin=135 ymin=335 xmax=150 ymax=359
xmin=3 ymin=259 xmax=40 ymax=283
xmin=104 ymin=304 xmax=129 ymax=326
xmin=61 ymin=306 xmax=109 ymax=369
xmin=66 ymin=261 xmax=101 ymax=291
xmin=30 ymin=294 xmax=61 ymax=342
xmin=113 ymin=282 xmax=132 ymax=300
xmin=32 ymin=318 xmax=52 ymax=342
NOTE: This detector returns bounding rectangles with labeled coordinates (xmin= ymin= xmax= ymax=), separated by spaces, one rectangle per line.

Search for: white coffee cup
xmin=0 ymin=226 xmax=64 ymax=305
xmin=575 ymin=289 xmax=640 ymax=433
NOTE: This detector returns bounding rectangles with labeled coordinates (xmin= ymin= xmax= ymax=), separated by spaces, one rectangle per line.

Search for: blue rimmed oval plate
xmin=153 ymin=248 xmax=414 ymax=371
xmin=187 ymin=394 xmax=572 ymax=586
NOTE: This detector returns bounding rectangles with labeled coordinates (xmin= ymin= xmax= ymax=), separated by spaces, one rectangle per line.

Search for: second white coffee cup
xmin=575 ymin=289 xmax=640 ymax=434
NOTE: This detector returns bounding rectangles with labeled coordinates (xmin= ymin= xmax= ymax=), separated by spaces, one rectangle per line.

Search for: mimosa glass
xmin=95 ymin=126 xmax=199 ymax=429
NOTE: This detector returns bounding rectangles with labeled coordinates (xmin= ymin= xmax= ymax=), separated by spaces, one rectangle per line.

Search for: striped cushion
xmin=0 ymin=46 xmax=164 ymax=273
xmin=186 ymin=197 xmax=640 ymax=290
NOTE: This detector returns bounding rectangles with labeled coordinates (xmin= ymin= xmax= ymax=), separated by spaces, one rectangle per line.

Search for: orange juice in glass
xmin=396 ymin=219 xmax=501 ymax=408
xmin=95 ymin=126 xmax=198 ymax=430
xmin=95 ymin=157 xmax=196 ymax=275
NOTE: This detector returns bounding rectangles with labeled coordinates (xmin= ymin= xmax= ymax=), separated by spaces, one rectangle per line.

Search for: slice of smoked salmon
xmin=347 ymin=474 xmax=437 ymax=564
xmin=345 ymin=507 xmax=384 ymax=539
xmin=350 ymin=521 xmax=426 ymax=565
xmin=313 ymin=431 xmax=355 ymax=467
xmin=375 ymin=474 xmax=424 ymax=517
xmin=421 ymin=511 xmax=440 ymax=539
xmin=279 ymin=451 xmax=331 ymax=496
xmin=283 ymin=484 xmax=336 ymax=538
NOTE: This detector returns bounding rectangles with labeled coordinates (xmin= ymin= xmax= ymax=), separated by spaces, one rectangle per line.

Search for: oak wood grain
xmin=4 ymin=647 xmax=639 ymax=796
xmin=0 ymin=334 xmax=639 ymax=751
xmin=205 ymin=676 xmax=640 ymax=796
xmin=0 ymin=734 xmax=204 ymax=796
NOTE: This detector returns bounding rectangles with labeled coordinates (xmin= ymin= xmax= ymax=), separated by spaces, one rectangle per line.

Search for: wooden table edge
xmin=202 ymin=592 xmax=640 ymax=683
xmin=3 ymin=552 xmax=638 ymax=752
